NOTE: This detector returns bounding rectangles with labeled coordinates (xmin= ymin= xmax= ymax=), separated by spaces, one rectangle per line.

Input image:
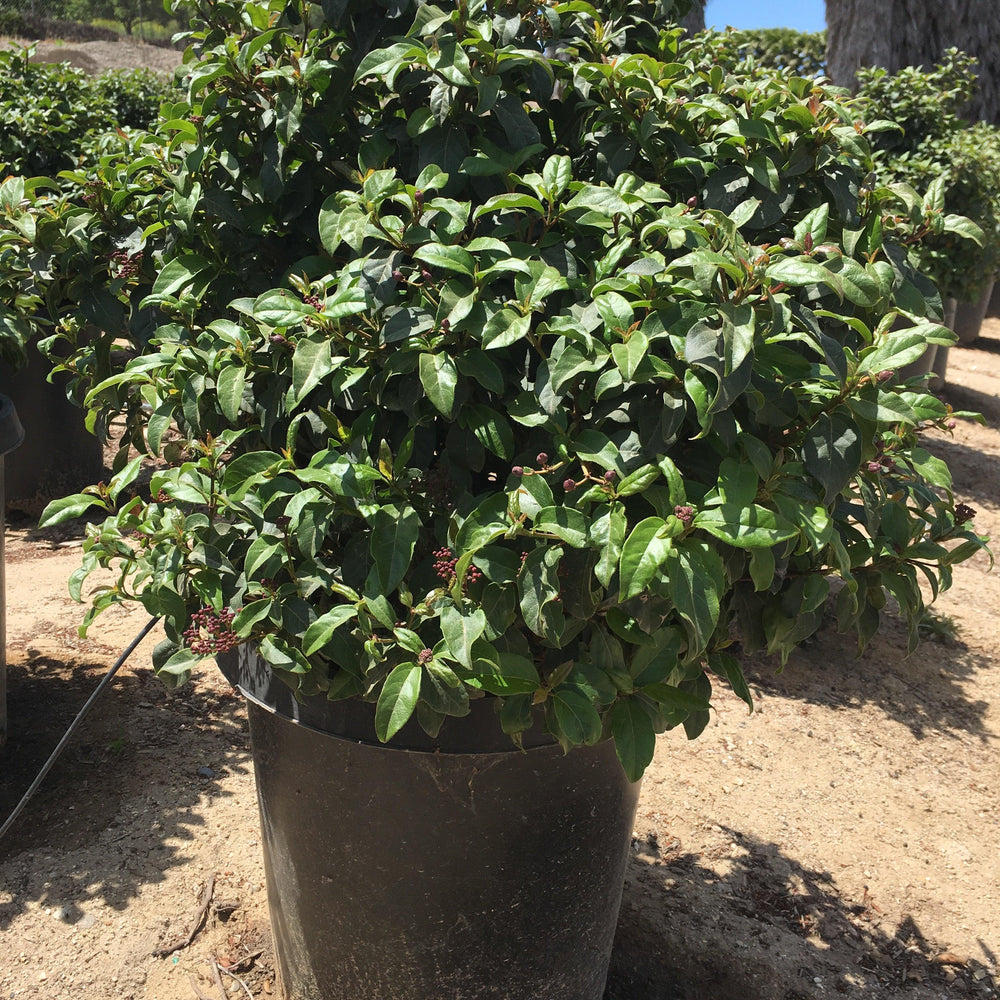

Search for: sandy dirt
xmin=7 ymin=37 xmax=184 ymax=75
xmin=0 ymin=43 xmax=998 ymax=998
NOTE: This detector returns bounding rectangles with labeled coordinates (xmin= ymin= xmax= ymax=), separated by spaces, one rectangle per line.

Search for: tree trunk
xmin=681 ymin=0 xmax=705 ymax=34
xmin=826 ymin=0 xmax=1000 ymax=125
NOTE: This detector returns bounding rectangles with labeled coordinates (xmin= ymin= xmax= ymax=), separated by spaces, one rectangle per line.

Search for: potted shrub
xmin=28 ymin=0 xmax=989 ymax=996
xmin=856 ymin=51 xmax=1000 ymax=349
xmin=0 ymin=49 xmax=178 ymax=508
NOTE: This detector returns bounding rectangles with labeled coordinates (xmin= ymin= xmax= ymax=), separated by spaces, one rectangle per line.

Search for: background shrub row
xmin=0 ymin=45 xmax=178 ymax=177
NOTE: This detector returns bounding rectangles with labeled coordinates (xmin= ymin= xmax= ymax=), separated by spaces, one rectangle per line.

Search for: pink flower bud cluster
xmin=432 ymin=547 xmax=483 ymax=588
xmin=183 ymin=607 xmax=239 ymax=655
xmin=111 ymin=249 xmax=143 ymax=279
xmin=674 ymin=505 xmax=694 ymax=525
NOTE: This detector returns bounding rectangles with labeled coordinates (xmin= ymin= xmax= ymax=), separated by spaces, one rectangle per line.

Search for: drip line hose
xmin=0 ymin=615 xmax=161 ymax=844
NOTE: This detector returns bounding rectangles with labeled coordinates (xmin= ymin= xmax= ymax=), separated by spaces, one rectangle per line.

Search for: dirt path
xmin=0 ymin=323 xmax=998 ymax=999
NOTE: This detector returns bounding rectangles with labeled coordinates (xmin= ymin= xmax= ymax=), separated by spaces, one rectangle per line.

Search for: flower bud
xmin=604 ymin=469 xmax=616 ymax=482
xmin=536 ymin=452 xmax=549 ymax=465
xmin=673 ymin=504 xmax=694 ymax=525
xmin=392 ymin=269 xmax=405 ymax=282
xmin=955 ymin=502 xmax=976 ymax=524
xmin=512 ymin=466 xmax=524 ymax=477
xmin=563 ymin=478 xmax=576 ymax=492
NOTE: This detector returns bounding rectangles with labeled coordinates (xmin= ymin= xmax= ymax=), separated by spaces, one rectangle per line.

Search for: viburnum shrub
xmin=855 ymin=50 xmax=1000 ymax=302
xmin=34 ymin=0 xmax=990 ymax=779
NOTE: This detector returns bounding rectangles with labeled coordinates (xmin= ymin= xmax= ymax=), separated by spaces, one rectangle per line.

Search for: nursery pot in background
xmin=0 ymin=348 xmax=103 ymax=513
xmin=217 ymin=645 xmax=642 ymax=1000
xmin=0 ymin=394 xmax=24 ymax=746
xmin=952 ymin=277 xmax=997 ymax=344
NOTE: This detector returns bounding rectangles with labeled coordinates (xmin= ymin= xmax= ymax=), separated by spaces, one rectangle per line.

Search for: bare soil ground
xmin=6 ymin=37 xmax=183 ymax=75
xmin=0 ymin=322 xmax=996 ymax=1000
xmin=0 ymin=42 xmax=998 ymax=1000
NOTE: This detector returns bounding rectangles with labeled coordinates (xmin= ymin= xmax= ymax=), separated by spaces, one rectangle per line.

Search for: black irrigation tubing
xmin=0 ymin=615 xmax=161 ymax=845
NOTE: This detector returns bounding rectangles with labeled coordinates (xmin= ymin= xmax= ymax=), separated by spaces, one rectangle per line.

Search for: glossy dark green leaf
xmin=619 ymin=517 xmax=671 ymax=599
xmin=802 ymin=411 xmax=862 ymax=502
xmin=375 ymin=662 xmax=422 ymax=741
xmin=611 ymin=699 xmax=656 ymax=781
xmin=667 ymin=541 xmax=724 ymax=654
xmin=371 ymin=506 xmax=420 ymax=593
xmin=303 ymin=606 xmax=359 ymax=656
xmin=419 ymin=352 xmax=459 ymax=416
xmin=533 ymin=506 xmax=588 ymax=547
xmin=693 ymin=504 xmax=798 ymax=548
xmin=551 ymin=687 xmax=603 ymax=745
xmin=519 ymin=545 xmax=565 ymax=641
xmin=440 ymin=603 xmax=487 ymax=667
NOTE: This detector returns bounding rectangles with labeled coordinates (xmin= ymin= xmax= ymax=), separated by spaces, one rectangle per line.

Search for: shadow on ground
xmin=738 ymin=605 xmax=995 ymax=743
xmin=607 ymin=831 xmax=995 ymax=999
xmin=922 ymin=434 xmax=1000 ymax=512
xmin=0 ymin=654 xmax=250 ymax=925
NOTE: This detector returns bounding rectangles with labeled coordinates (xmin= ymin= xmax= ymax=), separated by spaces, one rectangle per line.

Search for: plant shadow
xmin=607 ymin=830 xmax=995 ymax=999
xmin=938 ymin=379 xmax=1000 ymax=426
xmin=0 ymin=653 xmax=251 ymax=927
xmin=738 ymin=606 xmax=995 ymax=744
xmin=921 ymin=433 xmax=1000 ymax=511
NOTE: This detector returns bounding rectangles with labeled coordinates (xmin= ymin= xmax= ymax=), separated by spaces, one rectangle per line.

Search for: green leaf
xmin=254 ymin=288 xmax=314 ymax=327
xmin=413 ymin=243 xmax=476 ymax=277
xmin=371 ymin=506 xmax=420 ymax=593
xmin=610 ymin=330 xmax=649 ymax=380
xmin=155 ymin=647 xmax=202 ymax=687
xmin=468 ymin=652 xmax=540 ymax=696
xmin=542 ymin=153 xmax=572 ymax=200
xmin=519 ymin=546 xmax=565 ymax=641
xmin=802 ymin=412 xmax=862 ymax=503
xmin=591 ymin=502 xmax=626 ymax=587
xmin=419 ymin=352 xmax=459 ymax=417
xmin=533 ymin=506 xmax=589 ymax=547
xmin=292 ymin=335 xmax=334 ymax=405
xmin=216 ymin=365 xmax=246 ymax=423
xmin=422 ymin=659 xmax=470 ymax=716
xmin=616 ymin=463 xmax=659 ymax=497
xmin=375 ymin=662 xmax=422 ymax=741
xmin=566 ymin=184 xmax=632 ymax=218
xmin=462 ymin=404 xmax=514 ymax=459
xmin=765 ymin=255 xmax=842 ymax=296
xmin=857 ymin=331 xmax=933 ymax=375
xmin=667 ymin=541 xmax=724 ymax=655
xmin=611 ymin=699 xmax=656 ymax=781
xmin=693 ymin=504 xmax=798 ymax=548
xmin=551 ymin=687 xmax=603 ymax=746
xmin=642 ymin=682 xmax=711 ymax=714
xmin=39 ymin=492 xmax=103 ymax=526
xmin=303 ymin=606 xmax=358 ymax=657
xmin=573 ymin=430 xmax=618 ymax=467
xmin=150 ymin=254 xmax=212 ymax=298
xmin=481 ymin=308 xmax=531 ymax=349
xmin=619 ymin=517 xmax=672 ymax=599
xmin=439 ymin=603 xmax=486 ymax=667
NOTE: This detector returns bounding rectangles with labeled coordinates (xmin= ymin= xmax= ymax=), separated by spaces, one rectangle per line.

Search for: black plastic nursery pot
xmin=0 ymin=349 xmax=103 ymax=511
xmin=217 ymin=645 xmax=641 ymax=1000
xmin=952 ymin=278 xmax=997 ymax=344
